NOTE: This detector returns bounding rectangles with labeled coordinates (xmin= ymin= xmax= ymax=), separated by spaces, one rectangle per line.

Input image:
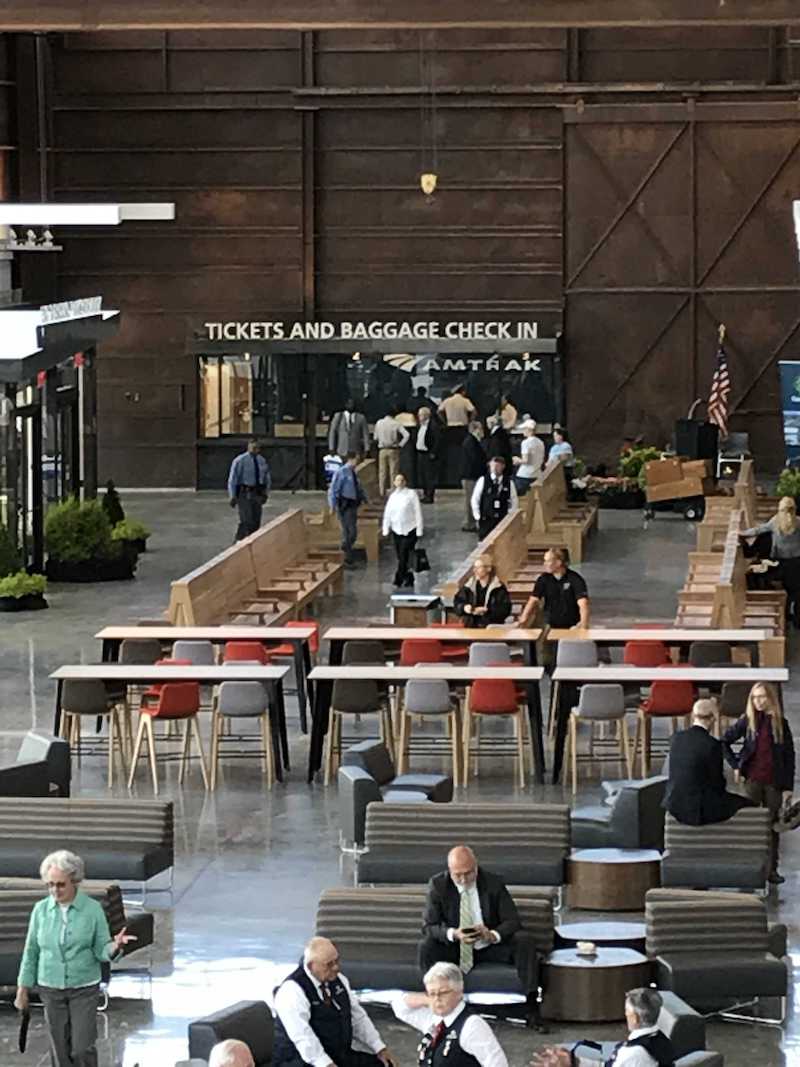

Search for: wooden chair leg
xmin=210 ymin=710 xmax=221 ymax=790
xmin=461 ymin=709 xmax=472 ymax=786
xmin=570 ymin=714 xmax=578 ymax=795
xmin=643 ymin=716 xmax=652 ymax=777
xmin=190 ymin=716 xmax=210 ymax=789
xmin=473 ymin=715 xmax=481 ymax=778
xmin=515 ymin=711 xmax=526 ymax=789
xmin=632 ymin=713 xmax=642 ymax=778
xmin=450 ymin=708 xmax=461 ymax=788
xmin=548 ymin=681 xmax=561 ymax=740
xmin=127 ymin=715 xmax=147 ymax=789
xmin=397 ymin=711 xmax=409 ymax=774
xmin=107 ymin=712 xmax=115 ymax=789
xmin=261 ymin=713 xmax=275 ymax=788
xmin=620 ymin=715 xmax=632 ymax=778
xmin=178 ymin=719 xmax=192 ymax=785
xmin=144 ymin=715 xmax=159 ymax=795
xmin=324 ymin=710 xmax=337 ymax=786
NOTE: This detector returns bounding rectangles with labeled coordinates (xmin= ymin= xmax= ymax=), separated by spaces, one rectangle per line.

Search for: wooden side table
xmin=568 ymin=848 xmax=661 ymax=911
xmin=542 ymin=947 xmax=652 ymax=1021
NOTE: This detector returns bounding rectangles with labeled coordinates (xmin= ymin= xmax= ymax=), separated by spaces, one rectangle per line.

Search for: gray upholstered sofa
xmin=0 ymin=732 xmax=71 ymax=798
xmin=571 ymin=776 xmax=667 ymax=850
xmin=660 ymin=808 xmax=770 ymax=890
xmin=339 ymin=740 xmax=453 ymax=848
xmin=189 ymin=1000 xmax=272 ymax=1067
xmin=0 ymin=797 xmax=174 ymax=886
xmin=315 ymin=884 xmax=555 ymax=993
xmin=646 ymin=888 xmax=787 ymax=1022
xmin=356 ymin=801 xmax=570 ymax=886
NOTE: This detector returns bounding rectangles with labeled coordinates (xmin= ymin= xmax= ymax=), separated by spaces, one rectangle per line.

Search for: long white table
xmin=552 ymin=666 xmax=788 ymax=683
xmin=309 ymin=665 xmax=545 ymax=681
xmin=546 ymin=627 xmax=777 ymax=666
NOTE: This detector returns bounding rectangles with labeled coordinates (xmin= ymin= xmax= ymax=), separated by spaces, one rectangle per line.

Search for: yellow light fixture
xmin=420 ymin=172 xmax=438 ymax=196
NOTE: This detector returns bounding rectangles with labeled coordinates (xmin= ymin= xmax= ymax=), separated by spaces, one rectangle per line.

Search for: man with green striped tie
xmin=418 ymin=845 xmax=545 ymax=1030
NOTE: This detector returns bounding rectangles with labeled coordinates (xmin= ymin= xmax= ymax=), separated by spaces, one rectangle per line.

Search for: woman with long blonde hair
xmin=723 ymin=682 xmax=795 ymax=884
xmin=742 ymin=496 xmax=800 ymax=625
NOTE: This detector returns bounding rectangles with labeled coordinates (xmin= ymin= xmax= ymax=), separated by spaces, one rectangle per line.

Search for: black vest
xmin=418 ymin=1006 xmax=481 ymax=1067
xmin=479 ymin=473 xmax=512 ymax=527
xmin=273 ymin=965 xmax=353 ymax=1067
xmin=606 ymin=1031 xmax=675 ymax=1067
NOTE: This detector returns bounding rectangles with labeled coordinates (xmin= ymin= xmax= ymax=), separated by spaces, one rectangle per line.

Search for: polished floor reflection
xmin=0 ymin=491 xmax=796 ymax=1066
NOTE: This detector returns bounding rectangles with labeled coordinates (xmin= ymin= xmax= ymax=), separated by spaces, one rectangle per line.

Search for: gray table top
xmin=569 ymin=848 xmax=662 ymax=864
xmin=557 ymin=921 xmax=647 ymax=943
xmin=545 ymin=947 xmax=648 ymax=969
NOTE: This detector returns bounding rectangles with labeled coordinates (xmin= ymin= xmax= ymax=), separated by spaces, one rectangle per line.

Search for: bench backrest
xmin=645 ymin=888 xmax=770 ymax=957
xmin=0 ymin=882 xmax=126 ymax=942
xmin=437 ymin=510 xmax=527 ymax=598
xmin=247 ymin=509 xmax=310 ymax=579
xmin=526 ymin=459 xmax=568 ymax=534
xmin=355 ymin=458 xmax=378 ymax=501
xmin=664 ymin=808 xmax=769 ymax=862
xmin=364 ymin=801 xmax=570 ymax=854
xmin=316 ymin=885 xmax=555 ymax=960
xmin=0 ymin=797 xmax=174 ymax=849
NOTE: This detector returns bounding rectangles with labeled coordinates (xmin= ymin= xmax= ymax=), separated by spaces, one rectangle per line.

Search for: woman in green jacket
xmin=15 ymin=849 xmax=134 ymax=1067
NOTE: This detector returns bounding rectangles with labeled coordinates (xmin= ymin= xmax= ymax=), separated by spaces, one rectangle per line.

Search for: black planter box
xmin=46 ymin=553 xmax=137 ymax=583
xmin=0 ymin=594 xmax=48 ymax=612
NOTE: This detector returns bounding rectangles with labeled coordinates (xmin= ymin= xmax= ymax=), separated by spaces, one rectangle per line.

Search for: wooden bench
xmin=696 ymin=459 xmax=778 ymax=552
xmin=168 ymin=509 xmax=342 ymax=625
xmin=306 ymin=457 xmax=382 ymax=562
xmin=524 ymin=459 xmax=597 ymax=563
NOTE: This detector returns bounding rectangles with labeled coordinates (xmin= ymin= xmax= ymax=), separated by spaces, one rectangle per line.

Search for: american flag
xmin=707 ymin=335 xmax=731 ymax=438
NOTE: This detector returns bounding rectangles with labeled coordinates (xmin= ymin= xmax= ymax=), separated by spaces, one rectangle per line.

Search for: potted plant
xmin=44 ymin=498 xmax=138 ymax=582
xmin=619 ymin=445 xmax=662 ymax=481
xmin=0 ymin=571 xmax=48 ymax=612
xmin=775 ymin=467 xmax=800 ymax=506
xmin=585 ymin=474 xmax=646 ymax=510
xmin=111 ymin=517 xmax=151 ymax=554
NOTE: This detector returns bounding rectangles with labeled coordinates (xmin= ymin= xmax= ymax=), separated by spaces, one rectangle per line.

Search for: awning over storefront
xmin=0 ymin=303 xmax=120 ymax=382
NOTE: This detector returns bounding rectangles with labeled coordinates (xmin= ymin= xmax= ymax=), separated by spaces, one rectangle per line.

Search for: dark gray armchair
xmin=339 ymin=740 xmax=453 ymax=849
xmin=571 ymin=776 xmax=667 ymax=850
xmin=0 ymin=732 xmax=70 ymax=797
xmin=188 ymin=1001 xmax=272 ymax=1067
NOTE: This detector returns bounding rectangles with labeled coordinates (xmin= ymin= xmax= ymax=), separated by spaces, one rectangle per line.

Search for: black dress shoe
xmin=403 ymin=573 xmax=415 ymax=587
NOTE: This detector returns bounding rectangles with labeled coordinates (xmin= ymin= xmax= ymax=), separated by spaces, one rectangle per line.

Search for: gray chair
xmin=718 ymin=681 xmax=750 ymax=734
xmin=210 ymin=681 xmax=274 ymax=790
xmin=60 ymin=679 xmax=128 ymax=788
xmin=661 ymin=809 xmax=771 ymax=890
xmin=467 ymin=642 xmax=511 ymax=666
xmin=325 ymin=680 xmax=393 ymax=785
xmin=566 ymin=683 xmax=630 ymax=794
xmin=172 ymin=640 xmax=215 ymax=665
xmin=397 ymin=678 xmax=461 ymax=785
xmin=120 ymin=638 xmax=163 ymax=664
xmin=571 ymin=776 xmax=667 ymax=850
xmin=687 ymin=642 xmax=732 ymax=668
xmin=341 ymin=640 xmax=385 ymax=665
xmin=189 ymin=1000 xmax=272 ymax=1067
xmin=549 ymin=638 xmax=597 ymax=737
xmin=0 ymin=732 xmax=71 ymax=798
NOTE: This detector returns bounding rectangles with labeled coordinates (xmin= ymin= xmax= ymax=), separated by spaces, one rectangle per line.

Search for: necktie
xmin=251 ymin=453 xmax=260 ymax=488
xmin=321 ymin=981 xmax=332 ymax=1006
xmin=430 ymin=1021 xmax=446 ymax=1050
xmin=459 ymin=890 xmax=474 ymax=974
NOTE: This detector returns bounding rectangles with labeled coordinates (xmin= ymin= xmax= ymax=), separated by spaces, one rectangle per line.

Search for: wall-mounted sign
xmin=779 ymin=360 xmax=800 ymax=464
xmin=40 ymin=297 xmax=102 ymax=325
xmin=203 ymin=319 xmax=539 ymax=343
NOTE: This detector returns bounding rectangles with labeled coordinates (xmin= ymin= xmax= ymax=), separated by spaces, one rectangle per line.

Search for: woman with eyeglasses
xmin=15 ymin=849 xmax=135 ymax=1066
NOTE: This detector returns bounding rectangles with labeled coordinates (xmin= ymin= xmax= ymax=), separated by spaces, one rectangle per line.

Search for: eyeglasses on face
xmin=47 ymin=881 xmax=69 ymax=889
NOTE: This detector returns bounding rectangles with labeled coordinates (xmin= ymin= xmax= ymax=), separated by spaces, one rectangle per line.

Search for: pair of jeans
xmin=744 ymin=779 xmax=783 ymax=873
xmin=337 ymin=500 xmax=359 ymax=562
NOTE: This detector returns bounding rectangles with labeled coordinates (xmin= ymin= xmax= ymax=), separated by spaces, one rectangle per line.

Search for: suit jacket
xmin=329 ymin=410 xmax=370 ymax=457
xmin=417 ymin=420 xmax=441 ymax=459
xmin=663 ymin=725 xmax=746 ymax=826
xmin=461 ymin=434 xmax=487 ymax=482
xmin=484 ymin=426 xmax=513 ymax=468
xmin=422 ymin=868 xmax=521 ymax=943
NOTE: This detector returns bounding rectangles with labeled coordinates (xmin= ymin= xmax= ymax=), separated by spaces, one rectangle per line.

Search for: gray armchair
xmin=189 ymin=1001 xmax=271 ymax=1067
xmin=338 ymin=740 xmax=452 ymax=849
xmin=571 ymin=776 xmax=666 ymax=850
xmin=0 ymin=732 xmax=71 ymax=797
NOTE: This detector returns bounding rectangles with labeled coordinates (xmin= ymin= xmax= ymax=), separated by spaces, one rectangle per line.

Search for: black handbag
xmin=414 ymin=548 xmax=431 ymax=573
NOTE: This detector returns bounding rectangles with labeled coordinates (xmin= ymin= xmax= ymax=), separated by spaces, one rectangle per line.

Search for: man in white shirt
xmin=532 ymin=988 xmax=675 ymax=1066
xmin=374 ymin=407 xmax=410 ymax=496
xmin=438 ymin=385 xmax=476 ymax=427
xmin=471 ymin=457 xmax=519 ymax=539
xmin=273 ymin=937 xmax=396 ymax=1067
xmin=393 ymin=962 xmax=508 ymax=1067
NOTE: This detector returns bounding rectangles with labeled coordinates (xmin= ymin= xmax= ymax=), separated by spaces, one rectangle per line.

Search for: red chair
xmin=223 ymin=641 xmax=270 ymax=664
xmin=429 ymin=621 xmax=470 ymax=662
xmin=128 ymin=681 xmax=208 ymax=795
xmin=623 ymin=641 xmax=670 ymax=667
xmin=140 ymin=658 xmax=193 ymax=706
xmin=263 ymin=620 xmax=320 ymax=660
xmin=633 ymin=665 xmax=697 ymax=776
xmin=463 ymin=677 xmax=529 ymax=788
xmin=399 ymin=639 xmax=443 ymax=665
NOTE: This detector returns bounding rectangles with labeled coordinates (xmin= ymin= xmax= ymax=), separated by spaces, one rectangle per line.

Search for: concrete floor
xmin=0 ymin=490 xmax=796 ymax=1066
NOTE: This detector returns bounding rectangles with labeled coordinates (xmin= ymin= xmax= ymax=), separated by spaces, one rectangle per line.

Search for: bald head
xmin=304 ymin=936 xmax=341 ymax=983
xmin=208 ymin=1039 xmax=255 ymax=1067
xmin=448 ymin=845 xmax=478 ymax=888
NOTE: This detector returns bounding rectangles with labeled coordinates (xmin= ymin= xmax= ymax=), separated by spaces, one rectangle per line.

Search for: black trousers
xmin=417 ymin=452 xmax=438 ymax=501
xmin=478 ymin=516 xmax=503 ymax=540
xmin=235 ymin=492 xmax=264 ymax=541
xmin=778 ymin=558 xmax=800 ymax=623
xmin=278 ymin=1052 xmax=382 ymax=1067
xmin=418 ymin=932 xmax=541 ymax=996
xmin=393 ymin=530 xmax=417 ymax=584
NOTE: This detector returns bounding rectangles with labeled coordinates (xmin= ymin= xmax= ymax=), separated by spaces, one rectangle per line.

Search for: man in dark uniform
xmin=471 ymin=457 xmax=519 ymax=540
xmin=273 ymin=937 xmax=396 ymax=1067
xmin=227 ymin=437 xmax=271 ymax=541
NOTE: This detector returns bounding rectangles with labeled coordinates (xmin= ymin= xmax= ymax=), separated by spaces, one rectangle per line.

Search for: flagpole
xmin=718 ymin=323 xmax=726 ymax=344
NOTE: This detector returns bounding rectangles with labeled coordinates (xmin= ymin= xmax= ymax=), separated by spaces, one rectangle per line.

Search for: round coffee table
xmin=542 ymin=947 xmax=651 ymax=1021
xmin=568 ymin=848 xmax=661 ymax=911
xmin=557 ymin=920 xmax=647 ymax=952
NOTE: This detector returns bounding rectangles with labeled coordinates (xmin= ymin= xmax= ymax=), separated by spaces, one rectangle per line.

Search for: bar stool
xmin=549 ymin=640 xmax=598 ymax=739
xmin=210 ymin=680 xmax=274 ymax=790
xmin=325 ymin=679 xmax=394 ymax=785
xmin=128 ymin=681 xmax=209 ymax=795
xmin=60 ymin=679 xmax=128 ymax=788
xmin=397 ymin=678 xmax=462 ymax=787
xmin=633 ymin=668 xmax=696 ymax=776
xmin=462 ymin=677 xmax=529 ymax=788
xmin=565 ymin=683 xmax=630 ymax=795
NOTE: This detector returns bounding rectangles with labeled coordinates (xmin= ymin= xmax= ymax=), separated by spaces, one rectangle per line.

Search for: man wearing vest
xmin=273 ymin=937 xmax=396 ymax=1067
xmin=393 ymin=962 xmax=508 ymax=1067
xmin=470 ymin=456 xmax=519 ymax=540
xmin=532 ymin=988 xmax=675 ymax=1066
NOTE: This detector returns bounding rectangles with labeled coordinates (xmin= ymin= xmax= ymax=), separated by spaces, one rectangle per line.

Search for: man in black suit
xmin=664 ymin=699 xmax=753 ymax=826
xmin=418 ymin=845 xmax=544 ymax=1028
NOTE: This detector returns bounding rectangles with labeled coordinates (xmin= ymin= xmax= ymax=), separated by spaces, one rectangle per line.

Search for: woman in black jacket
xmin=723 ymin=681 xmax=795 ymax=884
xmin=453 ymin=556 xmax=512 ymax=628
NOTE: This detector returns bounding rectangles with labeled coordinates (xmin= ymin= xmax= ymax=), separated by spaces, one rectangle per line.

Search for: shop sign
xmin=40 ymin=297 xmax=103 ymax=325
xmin=203 ymin=319 xmax=539 ymax=343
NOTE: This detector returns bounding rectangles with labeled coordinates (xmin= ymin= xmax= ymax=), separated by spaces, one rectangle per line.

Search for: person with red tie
xmin=392 ymin=962 xmax=508 ymax=1067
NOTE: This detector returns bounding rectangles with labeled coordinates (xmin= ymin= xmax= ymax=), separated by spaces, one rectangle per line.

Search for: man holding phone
xmin=418 ymin=845 xmax=544 ymax=1030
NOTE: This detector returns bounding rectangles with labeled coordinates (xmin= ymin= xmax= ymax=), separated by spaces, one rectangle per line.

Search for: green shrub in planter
xmin=0 ymin=524 xmax=20 ymax=578
xmin=0 ymin=571 xmax=46 ymax=598
xmin=619 ymin=445 xmax=662 ymax=481
xmin=111 ymin=518 xmax=151 ymax=543
xmin=45 ymin=498 xmax=114 ymax=563
xmin=775 ymin=468 xmax=800 ymax=500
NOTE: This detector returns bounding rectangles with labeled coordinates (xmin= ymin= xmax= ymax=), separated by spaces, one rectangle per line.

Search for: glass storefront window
xmin=199 ymin=355 xmax=275 ymax=438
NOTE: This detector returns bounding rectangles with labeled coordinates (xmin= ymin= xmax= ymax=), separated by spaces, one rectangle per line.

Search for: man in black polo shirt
xmin=518 ymin=547 xmax=590 ymax=631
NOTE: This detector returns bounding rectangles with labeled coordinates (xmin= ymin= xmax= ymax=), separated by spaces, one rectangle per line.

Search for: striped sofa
xmin=660 ymin=808 xmax=770 ymax=890
xmin=0 ymin=797 xmax=174 ymax=886
xmin=0 ymin=881 xmax=154 ymax=987
xmin=316 ymin=884 xmax=555 ymax=992
xmin=356 ymin=802 xmax=570 ymax=886
xmin=646 ymin=888 xmax=787 ymax=1018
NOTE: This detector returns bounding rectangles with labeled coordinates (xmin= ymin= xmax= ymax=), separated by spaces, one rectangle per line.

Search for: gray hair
xmin=39 ymin=850 xmax=84 ymax=884
xmin=424 ymin=961 xmax=464 ymax=992
xmin=626 ymin=987 xmax=662 ymax=1027
xmin=208 ymin=1039 xmax=255 ymax=1067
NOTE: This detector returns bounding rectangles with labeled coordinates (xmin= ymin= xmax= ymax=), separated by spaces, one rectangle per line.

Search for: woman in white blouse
xmin=382 ymin=473 xmax=424 ymax=587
